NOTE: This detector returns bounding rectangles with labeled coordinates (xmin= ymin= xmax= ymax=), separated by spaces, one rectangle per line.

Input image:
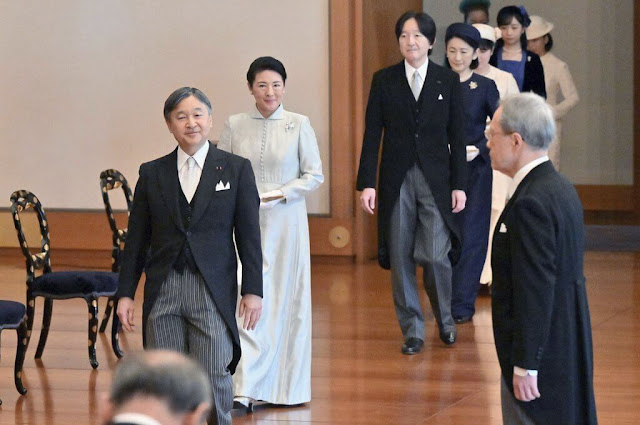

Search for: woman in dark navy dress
xmin=490 ymin=5 xmax=546 ymax=97
xmin=445 ymin=23 xmax=499 ymax=323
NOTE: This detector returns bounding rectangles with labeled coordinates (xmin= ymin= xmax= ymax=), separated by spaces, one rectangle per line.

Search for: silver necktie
xmin=411 ymin=70 xmax=422 ymax=101
xmin=181 ymin=157 xmax=198 ymax=202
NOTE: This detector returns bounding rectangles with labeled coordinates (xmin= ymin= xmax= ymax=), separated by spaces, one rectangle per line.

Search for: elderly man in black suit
xmin=488 ymin=92 xmax=597 ymax=424
xmin=100 ymin=350 xmax=212 ymax=425
xmin=357 ymin=11 xmax=466 ymax=354
xmin=117 ymin=87 xmax=263 ymax=425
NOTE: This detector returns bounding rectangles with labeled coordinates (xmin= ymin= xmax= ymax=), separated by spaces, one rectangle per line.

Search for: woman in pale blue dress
xmin=218 ymin=56 xmax=324 ymax=410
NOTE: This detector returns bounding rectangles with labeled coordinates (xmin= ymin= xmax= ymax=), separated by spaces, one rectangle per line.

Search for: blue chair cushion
xmin=32 ymin=271 xmax=118 ymax=298
xmin=0 ymin=300 xmax=26 ymax=329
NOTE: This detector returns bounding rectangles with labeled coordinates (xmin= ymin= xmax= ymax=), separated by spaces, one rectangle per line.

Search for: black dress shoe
xmin=401 ymin=337 xmax=424 ymax=355
xmin=439 ymin=330 xmax=457 ymax=345
xmin=454 ymin=315 xmax=473 ymax=324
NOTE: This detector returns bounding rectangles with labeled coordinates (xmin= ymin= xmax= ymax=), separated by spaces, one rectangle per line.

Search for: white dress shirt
xmin=404 ymin=59 xmax=429 ymax=93
xmin=507 ymin=156 xmax=549 ymax=200
xmin=177 ymin=141 xmax=209 ymax=198
xmin=507 ymin=154 xmax=549 ymax=376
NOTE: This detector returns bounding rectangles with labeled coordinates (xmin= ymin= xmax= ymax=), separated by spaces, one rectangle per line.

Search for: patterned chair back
xmin=99 ymin=169 xmax=133 ymax=272
xmin=10 ymin=190 xmax=52 ymax=285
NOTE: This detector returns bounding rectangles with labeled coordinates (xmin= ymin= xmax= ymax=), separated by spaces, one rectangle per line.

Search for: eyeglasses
xmin=484 ymin=128 xmax=514 ymax=140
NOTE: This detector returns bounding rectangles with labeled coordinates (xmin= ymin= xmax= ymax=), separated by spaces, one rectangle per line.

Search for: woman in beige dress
xmin=527 ymin=15 xmax=580 ymax=170
xmin=218 ymin=56 xmax=324 ymax=411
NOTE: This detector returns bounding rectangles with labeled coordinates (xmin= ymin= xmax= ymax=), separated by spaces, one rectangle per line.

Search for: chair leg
xmin=99 ymin=296 xmax=114 ymax=333
xmin=111 ymin=298 xmax=124 ymax=358
xmin=87 ymin=298 xmax=99 ymax=369
xmin=25 ymin=294 xmax=36 ymax=354
xmin=15 ymin=319 xmax=28 ymax=395
xmin=34 ymin=298 xmax=53 ymax=359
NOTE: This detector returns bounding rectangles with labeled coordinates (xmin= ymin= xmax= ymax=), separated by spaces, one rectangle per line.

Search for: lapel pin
xmin=438 ymin=94 xmax=443 ymax=100
xmin=216 ymin=166 xmax=222 ymax=170
xmin=469 ymin=81 xmax=478 ymax=90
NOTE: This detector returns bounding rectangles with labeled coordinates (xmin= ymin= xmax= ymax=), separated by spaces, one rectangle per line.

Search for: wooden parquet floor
xmin=0 ymin=251 xmax=639 ymax=424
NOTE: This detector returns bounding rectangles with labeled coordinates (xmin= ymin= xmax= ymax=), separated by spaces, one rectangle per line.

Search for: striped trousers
xmin=389 ymin=164 xmax=455 ymax=339
xmin=147 ymin=268 xmax=233 ymax=425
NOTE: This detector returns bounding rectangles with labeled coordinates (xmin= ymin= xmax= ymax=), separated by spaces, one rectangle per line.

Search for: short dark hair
xmin=163 ymin=87 xmax=212 ymax=121
xmin=496 ymin=5 xmax=527 ymax=27
xmin=496 ymin=6 xmax=530 ymax=50
xmin=478 ymin=38 xmax=495 ymax=51
xmin=445 ymin=33 xmax=479 ymax=70
xmin=110 ymin=351 xmax=212 ymax=416
xmin=544 ymin=33 xmax=554 ymax=52
xmin=463 ymin=5 xmax=490 ymax=24
xmin=395 ymin=11 xmax=436 ymax=45
xmin=246 ymin=56 xmax=287 ymax=86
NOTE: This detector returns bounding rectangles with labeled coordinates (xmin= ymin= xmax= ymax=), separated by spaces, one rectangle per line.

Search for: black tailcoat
xmin=117 ymin=143 xmax=262 ymax=374
xmin=492 ymin=161 xmax=597 ymax=424
xmin=356 ymin=61 xmax=466 ymax=268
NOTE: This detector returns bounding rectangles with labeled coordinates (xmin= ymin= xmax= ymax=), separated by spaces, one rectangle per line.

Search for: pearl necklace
xmin=502 ymin=47 xmax=522 ymax=53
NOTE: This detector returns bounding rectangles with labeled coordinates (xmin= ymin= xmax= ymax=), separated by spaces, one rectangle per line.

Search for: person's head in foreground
xmin=100 ymin=350 xmax=212 ymax=425
xmin=487 ymin=92 xmax=555 ymax=177
xmin=164 ymin=87 xmax=213 ymax=156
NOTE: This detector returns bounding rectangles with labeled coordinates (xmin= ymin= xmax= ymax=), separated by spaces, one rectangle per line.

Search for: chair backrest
xmin=99 ymin=169 xmax=133 ymax=272
xmin=10 ymin=190 xmax=52 ymax=284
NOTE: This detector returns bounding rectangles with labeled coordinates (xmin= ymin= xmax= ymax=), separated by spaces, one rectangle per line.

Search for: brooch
xmin=469 ymin=81 xmax=478 ymax=90
xmin=285 ymin=121 xmax=295 ymax=132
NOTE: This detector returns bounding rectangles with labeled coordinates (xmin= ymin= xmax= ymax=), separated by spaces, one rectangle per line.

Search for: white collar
xmin=404 ymin=59 xmax=429 ymax=84
xmin=249 ymin=103 xmax=284 ymax=120
xmin=112 ymin=412 xmax=163 ymax=425
xmin=177 ymin=141 xmax=210 ymax=171
xmin=508 ymin=155 xmax=549 ymax=199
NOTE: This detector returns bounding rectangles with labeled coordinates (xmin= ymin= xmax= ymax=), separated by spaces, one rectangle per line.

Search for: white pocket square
xmin=499 ymin=223 xmax=507 ymax=233
xmin=438 ymin=94 xmax=443 ymax=100
xmin=215 ymin=180 xmax=230 ymax=191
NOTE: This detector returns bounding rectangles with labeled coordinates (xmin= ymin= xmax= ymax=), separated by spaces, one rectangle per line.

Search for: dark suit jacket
xmin=356 ymin=61 xmax=466 ymax=268
xmin=117 ymin=142 xmax=262 ymax=374
xmin=490 ymin=48 xmax=546 ymax=98
xmin=491 ymin=161 xmax=597 ymax=424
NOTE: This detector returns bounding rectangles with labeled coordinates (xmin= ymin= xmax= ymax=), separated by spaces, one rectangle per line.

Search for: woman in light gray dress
xmin=218 ymin=56 xmax=324 ymax=410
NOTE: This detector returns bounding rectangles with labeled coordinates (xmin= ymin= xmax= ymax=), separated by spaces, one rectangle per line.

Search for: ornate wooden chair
xmin=98 ymin=169 xmax=132 ymax=358
xmin=0 ymin=300 xmax=28 ymax=405
xmin=10 ymin=190 xmax=119 ymax=369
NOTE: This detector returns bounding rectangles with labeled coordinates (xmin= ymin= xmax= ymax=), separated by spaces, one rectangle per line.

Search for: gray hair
xmin=499 ymin=93 xmax=556 ymax=151
xmin=163 ymin=87 xmax=212 ymax=121
xmin=110 ymin=350 xmax=212 ymax=415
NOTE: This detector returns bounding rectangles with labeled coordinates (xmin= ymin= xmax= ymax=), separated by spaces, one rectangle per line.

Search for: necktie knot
xmin=187 ymin=157 xmax=196 ymax=170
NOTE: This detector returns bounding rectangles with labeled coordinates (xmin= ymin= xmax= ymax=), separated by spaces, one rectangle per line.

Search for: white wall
xmin=0 ymin=1 xmax=330 ymax=213
xmin=424 ymin=0 xmax=634 ymax=185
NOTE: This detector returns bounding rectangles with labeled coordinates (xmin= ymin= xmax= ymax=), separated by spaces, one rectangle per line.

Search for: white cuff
xmin=513 ymin=366 xmax=538 ymax=377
